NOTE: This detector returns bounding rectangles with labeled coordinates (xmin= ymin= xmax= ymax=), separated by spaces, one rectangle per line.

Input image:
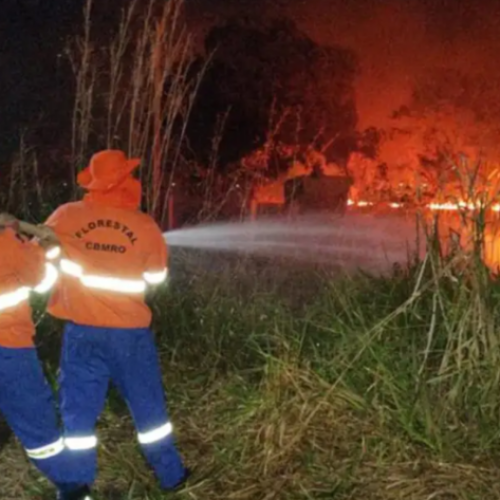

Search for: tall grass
xmin=0 ymin=0 xmax=207 ymax=226
xmin=67 ymin=0 xmax=207 ymax=225
xmin=1 ymin=134 xmax=72 ymax=222
xmin=13 ymin=241 xmax=500 ymax=499
xmin=5 ymin=188 xmax=500 ymax=498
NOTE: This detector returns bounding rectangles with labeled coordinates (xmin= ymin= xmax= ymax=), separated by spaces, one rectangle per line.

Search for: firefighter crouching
xmin=37 ymin=150 xmax=189 ymax=497
xmin=0 ymin=215 xmax=85 ymax=499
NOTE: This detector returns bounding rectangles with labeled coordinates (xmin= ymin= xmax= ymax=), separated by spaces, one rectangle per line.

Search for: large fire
xmin=248 ymin=162 xmax=500 ymax=270
xmin=347 ymin=199 xmax=500 ymax=212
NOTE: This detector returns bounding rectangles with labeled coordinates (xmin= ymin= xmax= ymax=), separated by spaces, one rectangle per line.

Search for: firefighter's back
xmin=46 ymin=200 xmax=167 ymax=329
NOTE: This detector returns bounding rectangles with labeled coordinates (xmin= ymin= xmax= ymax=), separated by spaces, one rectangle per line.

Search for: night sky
xmin=0 ymin=0 xmax=499 ymax=161
xmin=0 ymin=1 xmax=84 ymax=156
xmin=187 ymin=0 xmax=500 ymax=129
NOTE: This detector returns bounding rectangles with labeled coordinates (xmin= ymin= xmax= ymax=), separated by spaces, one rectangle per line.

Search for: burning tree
xmin=384 ymin=69 xmax=500 ymax=198
xmin=349 ymin=68 xmax=500 ymax=204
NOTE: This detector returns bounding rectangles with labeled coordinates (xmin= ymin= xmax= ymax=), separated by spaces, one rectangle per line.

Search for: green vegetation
xmin=3 ymin=241 xmax=500 ymax=499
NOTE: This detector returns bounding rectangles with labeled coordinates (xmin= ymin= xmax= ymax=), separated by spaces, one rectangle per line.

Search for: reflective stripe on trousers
xmin=65 ymin=435 xmax=98 ymax=451
xmin=137 ymin=421 xmax=173 ymax=445
xmin=63 ymin=422 xmax=173 ymax=451
xmin=58 ymin=324 xmax=184 ymax=486
xmin=25 ymin=437 xmax=65 ymax=460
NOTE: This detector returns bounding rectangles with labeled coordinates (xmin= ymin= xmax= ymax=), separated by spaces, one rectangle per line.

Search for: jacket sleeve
xmin=143 ymin=222 xmax=168 ymax=285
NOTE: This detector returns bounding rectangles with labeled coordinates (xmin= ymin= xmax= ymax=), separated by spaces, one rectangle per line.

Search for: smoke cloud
xmin=186 ymin=0 xmax=500 ymax=130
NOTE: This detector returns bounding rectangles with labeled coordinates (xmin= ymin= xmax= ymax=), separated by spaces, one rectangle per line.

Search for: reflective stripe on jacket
xmin=44 ymin=201 xmax=167 ymax=328
xmin=0 ymin=230 xmax=57 ymax=347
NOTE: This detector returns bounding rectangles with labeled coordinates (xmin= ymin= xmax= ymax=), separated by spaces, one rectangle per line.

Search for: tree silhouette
xmin=188 ymin=17 xmax=359 ymax=168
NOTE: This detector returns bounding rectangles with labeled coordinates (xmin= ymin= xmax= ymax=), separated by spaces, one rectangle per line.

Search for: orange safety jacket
xmin=0 ymin=229 xmax=58 ymax=348
xmin=44 ymin=200 xmax=168 ymax=329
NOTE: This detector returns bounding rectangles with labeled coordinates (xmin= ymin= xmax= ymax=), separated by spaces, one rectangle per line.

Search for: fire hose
xmin=18 ymin=221 xmax=57 ymax=240
xmin=0 ymin=218 xmax=59 ymax=245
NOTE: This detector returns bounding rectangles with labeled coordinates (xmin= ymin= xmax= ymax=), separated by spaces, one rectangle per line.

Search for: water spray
xmin=164 ymin=213 xmax=423 ymax=275
xmin=2 ymin=213 xmax=424 ymax=276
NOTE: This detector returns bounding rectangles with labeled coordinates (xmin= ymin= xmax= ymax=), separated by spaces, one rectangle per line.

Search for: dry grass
xmin=2 ymin=240 xmax=500 ymax=499
xmin=3 ymin=354 xmax=500 ymax=499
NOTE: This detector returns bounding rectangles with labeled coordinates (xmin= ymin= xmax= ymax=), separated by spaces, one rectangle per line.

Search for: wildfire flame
xmin=348 ymin=199 xmax=500 ymax=212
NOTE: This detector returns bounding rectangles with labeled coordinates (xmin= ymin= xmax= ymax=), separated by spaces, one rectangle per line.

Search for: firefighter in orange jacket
xmin=0 ymin=218 xmax=84 ymax=499
xmin=41 ymin=150 xmax=189 ymax=496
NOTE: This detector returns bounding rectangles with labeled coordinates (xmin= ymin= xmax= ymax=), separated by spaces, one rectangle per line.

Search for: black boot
xmin=163 ymin=467 xmax=191 ymax=492
xmin=56 ymin=484 xmax=93 ymax=500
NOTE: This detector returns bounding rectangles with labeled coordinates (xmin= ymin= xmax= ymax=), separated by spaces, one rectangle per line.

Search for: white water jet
xmin=164 ymin=213 xmax=425 ymax=275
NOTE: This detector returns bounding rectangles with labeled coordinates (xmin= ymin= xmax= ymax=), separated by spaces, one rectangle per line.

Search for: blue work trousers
xmin=59 ymin=322 xmax=186 ymax=489
xmin=0 ymin=346 xmax=77 ymax=488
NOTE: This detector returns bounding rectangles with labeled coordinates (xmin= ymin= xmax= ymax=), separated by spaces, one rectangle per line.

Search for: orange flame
xmin=348 ymin=200 xmax=500 ymax=212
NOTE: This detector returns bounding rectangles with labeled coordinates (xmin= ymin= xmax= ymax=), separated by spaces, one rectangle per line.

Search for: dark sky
xmin=0 ymin=0 xmax=498 ymax=160
xmin=0 ymin=0 xmax=83 ymax=157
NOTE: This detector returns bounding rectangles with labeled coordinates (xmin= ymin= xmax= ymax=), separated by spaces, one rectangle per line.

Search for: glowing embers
xmin=348 ymin=199 xmax=500 ymax=212
xmin=429 ymin=201 xmax=479 ymax=211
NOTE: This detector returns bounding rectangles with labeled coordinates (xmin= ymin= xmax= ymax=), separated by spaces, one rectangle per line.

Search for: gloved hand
xmin=34 ymin=225 xmax=60 ymax=249
xmin=0 ymin=212 xmax=19 ymax=231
